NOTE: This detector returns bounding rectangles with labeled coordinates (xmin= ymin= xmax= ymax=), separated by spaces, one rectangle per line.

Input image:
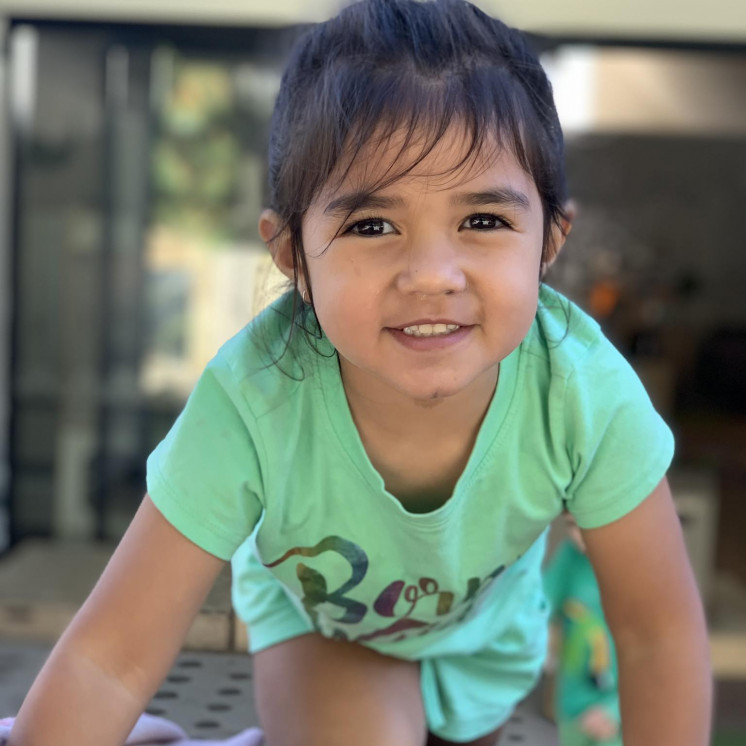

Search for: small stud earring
xmin=301 ymin=289 xmax=309 ymax=303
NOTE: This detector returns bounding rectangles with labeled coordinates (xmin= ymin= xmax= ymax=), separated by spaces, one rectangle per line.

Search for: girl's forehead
xmin=317 ymin=124 xmax=534 ymax=204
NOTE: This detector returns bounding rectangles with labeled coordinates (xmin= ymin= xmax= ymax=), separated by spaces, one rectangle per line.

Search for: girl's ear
xmin=259 ymin=208 xmax=295 ymax=281
xmin=540 ymin=200 xmax=575 ymax=278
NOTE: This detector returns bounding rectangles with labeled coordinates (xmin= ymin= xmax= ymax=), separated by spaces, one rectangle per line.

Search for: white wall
xmin=0 ymin=0 xmax=745 ymax=41
xmin=486 ymin=0 xmax=746 ymax=42
xmin=593 ymin=50 xmax=746 ymax=135
xmin=545 ymin=47 xmax=746 ymax=135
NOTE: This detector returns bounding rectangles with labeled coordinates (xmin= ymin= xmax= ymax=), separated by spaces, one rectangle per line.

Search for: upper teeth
xmin=402 ymin=323 xmax=460 ymax=337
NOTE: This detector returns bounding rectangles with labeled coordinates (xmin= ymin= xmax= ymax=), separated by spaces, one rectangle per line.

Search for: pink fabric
xmin=0 ymin=714 xmax=264 ymax=745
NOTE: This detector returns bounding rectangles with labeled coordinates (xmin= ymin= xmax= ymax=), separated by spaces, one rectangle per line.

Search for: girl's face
xmin=266 ymin=126 xmax=565 ymax=405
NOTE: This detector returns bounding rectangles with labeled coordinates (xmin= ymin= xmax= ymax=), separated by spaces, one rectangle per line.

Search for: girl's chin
xmin=388 ymin=375 xmax=484 ymax=403
xmin=339 ymin=355 xmax=497 ymax=404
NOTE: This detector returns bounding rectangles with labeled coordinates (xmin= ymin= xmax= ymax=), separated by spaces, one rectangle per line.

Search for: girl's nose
xmin=396 ymin=235 xmax=467 ymax=297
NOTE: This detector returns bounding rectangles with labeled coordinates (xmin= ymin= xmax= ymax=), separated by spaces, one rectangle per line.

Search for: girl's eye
xmin=343 ymin=213 xmax=510 ymax=236
xmin=345 ymin=218 xmax=395 ymax=237
xmin=460 ymin=214 xmax=510 ymax=231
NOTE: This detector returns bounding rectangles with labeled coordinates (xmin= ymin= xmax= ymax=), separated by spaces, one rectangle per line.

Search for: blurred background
xmin=0 ymin=0 xmax=744 ymax=741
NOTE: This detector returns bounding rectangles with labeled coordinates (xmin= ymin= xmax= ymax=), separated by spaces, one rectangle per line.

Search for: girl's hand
xmin=579 ymin=706 xmax=619 ymax=741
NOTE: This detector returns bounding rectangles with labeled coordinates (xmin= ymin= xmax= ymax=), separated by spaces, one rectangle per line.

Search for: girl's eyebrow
xmin=323 ymin=186 xmax=531 ymax=218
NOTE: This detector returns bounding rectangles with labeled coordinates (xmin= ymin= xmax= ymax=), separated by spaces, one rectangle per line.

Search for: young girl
xmin=10 ymin=1 xmax=711 ymax=745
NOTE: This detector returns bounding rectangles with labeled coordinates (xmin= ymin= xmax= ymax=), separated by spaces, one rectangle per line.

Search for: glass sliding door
xmin=8 ymin=20 xmax=292 ymax=544
xmin=10 ymin=22 xmax=110 ymax=542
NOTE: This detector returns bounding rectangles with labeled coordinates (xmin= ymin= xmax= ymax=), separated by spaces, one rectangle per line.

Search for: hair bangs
xmin=309 ymin=61 xmax=540 ymax=223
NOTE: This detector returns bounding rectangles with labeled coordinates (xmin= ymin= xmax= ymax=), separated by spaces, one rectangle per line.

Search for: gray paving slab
xmin=0 ymin=539 xmax=232 ymax=610
xmin=0 ymin=540 xmax=234 ymax=650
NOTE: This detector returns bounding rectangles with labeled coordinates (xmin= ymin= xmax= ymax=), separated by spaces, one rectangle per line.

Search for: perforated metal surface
xmin=145 ymin=650 xmax=258 ymax=738
xmin=1 ymin=641 xmax=557 ymax=744
xmin=500 ymin=707 xmax=558 ymax=744
xmin=0 ymin=642 xmax=258 ymax=739
xmin=145 ymin=652 xmax=557 ymax=744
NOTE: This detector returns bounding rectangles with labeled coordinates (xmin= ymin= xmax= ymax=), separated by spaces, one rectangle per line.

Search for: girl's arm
xmin=8 ymin=494 xmax=226 ymax=746
xmin=582 ymin=477 xmax=712 ymax=746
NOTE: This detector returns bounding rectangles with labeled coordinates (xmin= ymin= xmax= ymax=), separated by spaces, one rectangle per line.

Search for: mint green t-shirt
xmin=146 ymin=285 xmax=674 ymax=664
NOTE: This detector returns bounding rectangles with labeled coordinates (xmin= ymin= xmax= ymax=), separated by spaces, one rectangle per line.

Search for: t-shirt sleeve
xmin=564 ymin=337 xmax=675 ymax=530
xmin=146 ymin=354 xmax=264 ymax=561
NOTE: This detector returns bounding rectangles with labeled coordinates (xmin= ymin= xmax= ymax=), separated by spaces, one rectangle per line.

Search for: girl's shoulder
xmin=209 ymin=291 xmax=322 ymax=419
xmin=526 ymin=284 xmax=622 ymax=383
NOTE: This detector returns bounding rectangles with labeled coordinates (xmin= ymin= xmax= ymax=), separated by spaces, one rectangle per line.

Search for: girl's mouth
xmin=401 ymin=323 xmax=461 ymax=337
xmin=387 ymin=324 xmax=473 ymax=350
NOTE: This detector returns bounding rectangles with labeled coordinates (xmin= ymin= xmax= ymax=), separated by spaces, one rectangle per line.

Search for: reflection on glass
xmin=141 ymin=48 xmax=287 ymax=399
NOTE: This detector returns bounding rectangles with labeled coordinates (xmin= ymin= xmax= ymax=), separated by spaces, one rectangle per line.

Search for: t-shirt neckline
xmin=314 ymin=336 xmax=521 ymax=525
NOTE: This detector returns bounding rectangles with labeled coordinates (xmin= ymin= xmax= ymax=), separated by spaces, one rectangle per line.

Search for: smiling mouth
xmin=401 ymin=323 xmax=461 ymax=337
